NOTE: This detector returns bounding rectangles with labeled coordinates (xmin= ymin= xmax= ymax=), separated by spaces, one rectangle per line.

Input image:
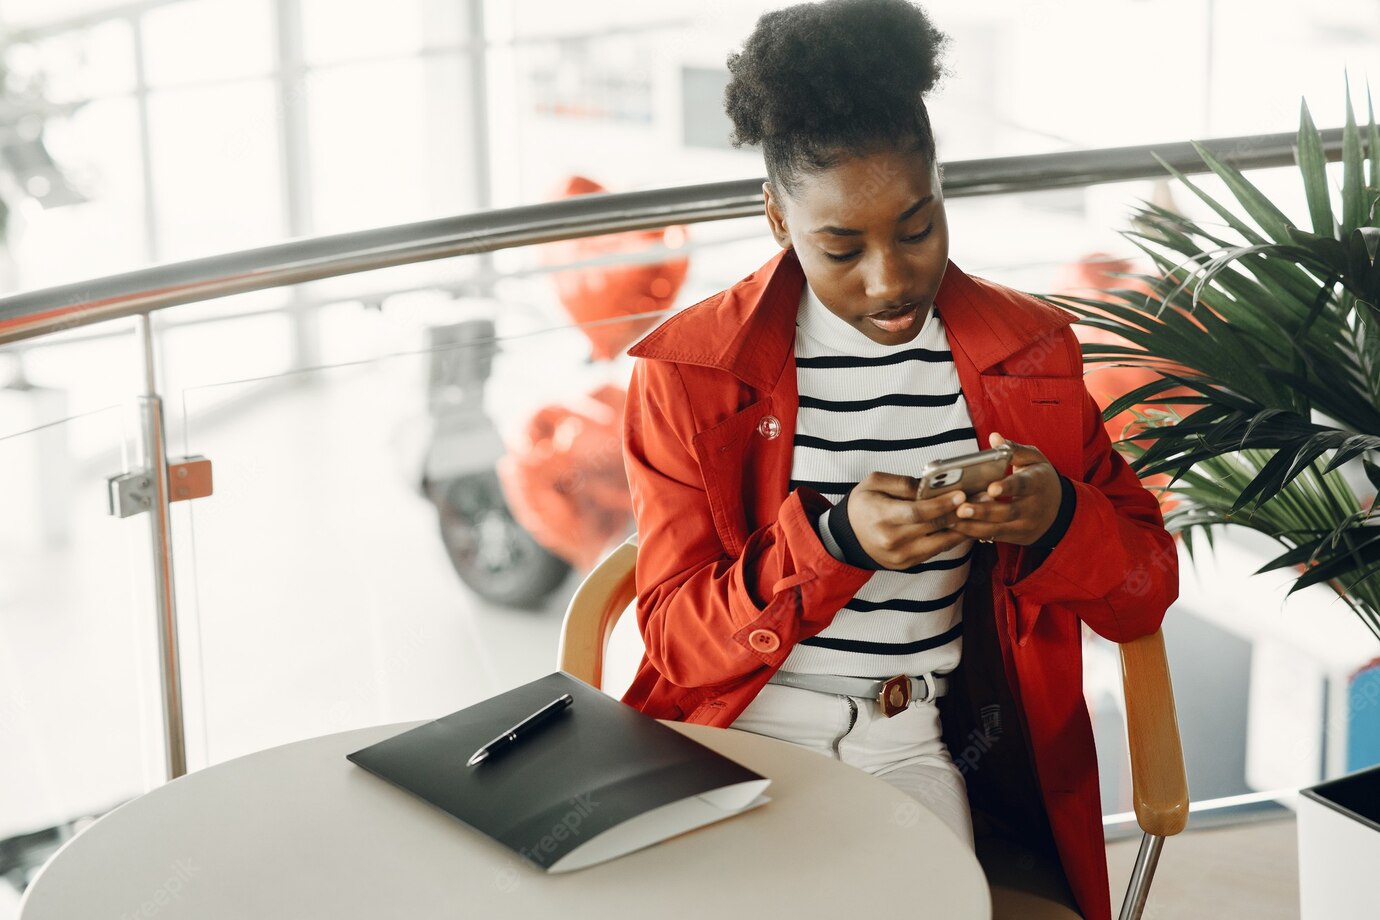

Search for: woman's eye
xmin=825 ymin=225 xmax=934 ymax=262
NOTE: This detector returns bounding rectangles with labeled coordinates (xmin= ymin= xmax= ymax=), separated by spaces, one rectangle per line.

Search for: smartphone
xmin=917 ymin=444 xmax=1013 ymax=500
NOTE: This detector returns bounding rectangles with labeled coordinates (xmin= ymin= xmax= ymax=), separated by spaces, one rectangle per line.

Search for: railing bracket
xmin=107 ymin=455 xmax=213 ymax=518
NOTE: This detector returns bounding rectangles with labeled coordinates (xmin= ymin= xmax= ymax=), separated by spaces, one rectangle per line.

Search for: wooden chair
xmin=558 ymin=535 xmax=1189 ymax=920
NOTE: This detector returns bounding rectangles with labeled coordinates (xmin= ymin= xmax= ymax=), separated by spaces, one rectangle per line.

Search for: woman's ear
xmin=762 ymin=181 xmax=793 ymax=250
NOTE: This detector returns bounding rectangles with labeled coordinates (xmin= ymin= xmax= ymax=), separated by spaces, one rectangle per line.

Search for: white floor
xmin=1106 ymin=816 xmax=1299 ymax=918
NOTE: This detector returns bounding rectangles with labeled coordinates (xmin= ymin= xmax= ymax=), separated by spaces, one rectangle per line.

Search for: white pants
xmin=731 ymin=681 xmax=975 ymax=849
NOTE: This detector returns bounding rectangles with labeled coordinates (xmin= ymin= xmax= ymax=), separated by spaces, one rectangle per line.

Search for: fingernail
xmin=951 ymin=493 xmax=964 ymax=505
xmin=989 ymin=485 xmax=1002 ymax=497
xmin=957 ymin=506 xmax=973 ymax=518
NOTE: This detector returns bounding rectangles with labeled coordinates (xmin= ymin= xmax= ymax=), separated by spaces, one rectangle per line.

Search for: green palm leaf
xmin=1344 ymin=73 xmax=1365 ymax=233
xmin=1056 ymin=83 xmax=1380 ymax=633
xmin=1298 ymin=101 xmax=1336 ymax=236
xmin=1139 ymin=446 xmax=1380 ymax=639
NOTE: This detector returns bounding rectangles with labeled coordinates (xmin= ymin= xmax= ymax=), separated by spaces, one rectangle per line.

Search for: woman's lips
xmin=866 ymin=303 xmax=920 ymax=333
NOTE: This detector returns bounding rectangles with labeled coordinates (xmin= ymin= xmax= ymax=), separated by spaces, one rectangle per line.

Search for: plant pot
xmin=1297 ymin=763 xmax=1380 ymax=919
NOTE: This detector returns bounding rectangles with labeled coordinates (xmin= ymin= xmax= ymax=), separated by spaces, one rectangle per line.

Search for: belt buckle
xmin=878 ymin=674 xmax=911 ymax=717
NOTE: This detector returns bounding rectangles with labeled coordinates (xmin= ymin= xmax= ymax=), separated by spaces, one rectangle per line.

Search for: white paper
xmin=549 ymin=779 xmax=771 ymax=872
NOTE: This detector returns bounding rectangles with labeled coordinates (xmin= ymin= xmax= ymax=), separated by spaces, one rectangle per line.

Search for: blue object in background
xmin=1346 ymin=659 xmax=1380 ymax=772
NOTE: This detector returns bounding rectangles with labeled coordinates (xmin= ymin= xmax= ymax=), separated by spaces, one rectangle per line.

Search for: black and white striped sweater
xmin=782 ymin=282 xmax=975 ymax=678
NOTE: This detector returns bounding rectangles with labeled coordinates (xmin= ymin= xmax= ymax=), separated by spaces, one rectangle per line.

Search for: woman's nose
xmin=863 ymin=250 xmax=910 ymax=303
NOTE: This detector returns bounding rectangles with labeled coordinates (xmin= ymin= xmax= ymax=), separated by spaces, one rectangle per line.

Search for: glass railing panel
xmin=0 ymin=392 xmax=160 ymax=906
xmin=165 ymin=216 xmax=770 ymax=765
xmin=155 ymin=288 xmax=293 ymax=327
xmin=159 ymin=308 xmax=297 ymax=423
xmin=171 ymin=253 xmax=649 ymax=767
xmin=7 ymin=331 xmax=140 ymax=446
xmin=290 ymin=256 xmax=487 ymax=311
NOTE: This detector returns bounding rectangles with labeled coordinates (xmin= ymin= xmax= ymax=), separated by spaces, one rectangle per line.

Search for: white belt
xmin=767 ymin=669 xmax=949 ymax=717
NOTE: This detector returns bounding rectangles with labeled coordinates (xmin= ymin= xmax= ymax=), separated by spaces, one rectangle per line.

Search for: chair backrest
xmin=558 ymin=535 xmax=638 ymax=688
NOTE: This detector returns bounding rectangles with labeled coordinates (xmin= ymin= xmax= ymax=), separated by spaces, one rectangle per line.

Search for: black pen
xmin=467 ymin=693 xmax=574 ymax=766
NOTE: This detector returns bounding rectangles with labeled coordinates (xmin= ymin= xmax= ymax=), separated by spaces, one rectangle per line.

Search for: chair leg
xmin=1117 ymin=833 xmax=1165 ymax=920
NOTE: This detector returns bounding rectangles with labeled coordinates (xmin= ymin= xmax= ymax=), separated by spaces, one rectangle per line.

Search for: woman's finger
xmin=989 ymin=431 xmax=1046 ymax=469
xmin=891 ymin=526 xmax=971 ymax=562
xmin=956 ymin=496 xmax=1018 ymax=524
xmin=986 ymin=471 xmax=1030 ymax=499
xmin=859 ymin=471 xmax=923 ymax=500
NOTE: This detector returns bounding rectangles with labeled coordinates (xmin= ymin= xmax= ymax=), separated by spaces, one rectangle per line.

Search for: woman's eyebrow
xmin=896 ymin=194 xmax=934 ymax=223
xmin=810 ymin=195 xmax=934 ymax=236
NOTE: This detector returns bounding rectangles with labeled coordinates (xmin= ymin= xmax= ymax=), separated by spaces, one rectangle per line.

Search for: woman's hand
xmin=847 ymin=472 xmax=971 ymax=569
xmin=948 ymin=432 xmax=1063 ymax=546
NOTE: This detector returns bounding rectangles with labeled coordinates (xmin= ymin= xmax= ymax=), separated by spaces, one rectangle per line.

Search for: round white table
xmin=20 ymin=721 xmax=990 ymax=919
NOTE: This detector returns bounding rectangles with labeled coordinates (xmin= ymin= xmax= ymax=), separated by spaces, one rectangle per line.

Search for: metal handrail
xmin=0 ymin=126 xmax=1350 ymax=348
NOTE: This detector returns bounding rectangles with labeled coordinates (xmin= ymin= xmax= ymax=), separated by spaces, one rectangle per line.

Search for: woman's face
xmin=764 ymin=146 xmax=950 ymax=346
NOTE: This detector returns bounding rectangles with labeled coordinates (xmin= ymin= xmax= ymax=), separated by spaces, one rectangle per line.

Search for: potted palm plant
xmin=1046 ymin=83 xmax=1379 ymax=919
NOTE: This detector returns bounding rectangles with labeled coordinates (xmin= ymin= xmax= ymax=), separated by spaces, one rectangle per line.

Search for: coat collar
xmin=627 ymin=248 xmax=799 ymax=392
xmin=628 ymin=248 xmax=1075 ymax=387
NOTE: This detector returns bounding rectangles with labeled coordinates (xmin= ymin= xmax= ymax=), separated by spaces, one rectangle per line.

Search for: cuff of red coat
xmin=815 ymin=490 xmax=886 ymax=570
xmin=791 ymin=488 xmax=875 ymax=582
xmin=1007 ymin=479 xmax=1132 ymax=605
xmin=1029 ymin=474 xmax=1076 ymax=551
xmin=734 ymin=488 xmax=873 ymax=664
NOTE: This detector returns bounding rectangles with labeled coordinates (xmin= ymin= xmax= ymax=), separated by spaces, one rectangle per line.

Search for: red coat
xmin=620 ymin=248 xmax=1177 ymax=920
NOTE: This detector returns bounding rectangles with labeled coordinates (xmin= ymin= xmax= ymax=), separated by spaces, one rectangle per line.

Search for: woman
xmin=618 ymin=3 xmax=1176 ymax=918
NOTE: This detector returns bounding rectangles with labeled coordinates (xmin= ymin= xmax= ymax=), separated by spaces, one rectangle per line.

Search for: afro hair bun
xmin=724 ymin=0 xmax=948 ymax=181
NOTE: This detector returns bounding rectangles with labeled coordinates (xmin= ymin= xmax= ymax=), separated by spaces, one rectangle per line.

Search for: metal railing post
xmin=135 ymin=314 xmax=187 ymax=780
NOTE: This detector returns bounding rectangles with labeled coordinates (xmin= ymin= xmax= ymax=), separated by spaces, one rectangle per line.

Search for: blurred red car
xmin=498 ymin=177 xmax=690 ymax=570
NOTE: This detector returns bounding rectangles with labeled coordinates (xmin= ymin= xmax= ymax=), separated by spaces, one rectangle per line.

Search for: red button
xmin=748 ymin=629 xmax=780 ymax=653
xmin=757 ymin=416 xmax=781 ymax=439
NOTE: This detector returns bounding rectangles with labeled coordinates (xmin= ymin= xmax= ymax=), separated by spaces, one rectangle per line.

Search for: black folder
xmin=346 ymin=671 xmax=770 ymax=872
